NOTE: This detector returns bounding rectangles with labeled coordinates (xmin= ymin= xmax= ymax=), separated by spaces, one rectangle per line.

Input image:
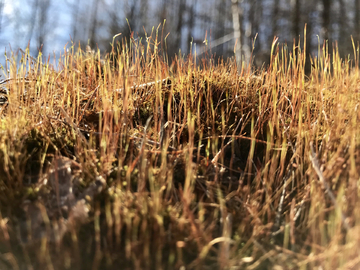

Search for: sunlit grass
xmin=0 ymin=26 xmax=359 ymax=269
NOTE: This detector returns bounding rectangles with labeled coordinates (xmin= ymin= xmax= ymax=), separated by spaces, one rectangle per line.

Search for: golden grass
xmin=0 ymin=27 xmax=359 ymax=269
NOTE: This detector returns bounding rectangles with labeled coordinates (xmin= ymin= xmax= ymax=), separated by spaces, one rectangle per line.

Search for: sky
xmin=0 ymin=0 xmax=206 ymax=74
xmin=1 ymin=0 xmax=83 ymax=72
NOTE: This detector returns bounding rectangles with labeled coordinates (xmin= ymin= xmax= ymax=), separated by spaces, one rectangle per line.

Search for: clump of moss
xmin=0 ymin=30 xmax=359 ymax=269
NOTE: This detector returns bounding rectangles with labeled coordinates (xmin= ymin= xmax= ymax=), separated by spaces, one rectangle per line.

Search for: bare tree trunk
xmin=215 ymin=0 xmax=227 ymax=55
xmin=231 ymin=0 xmax=242 ymax=70
xmin=239 ymin=0 xmax=250 ymax=64
xmin=89 ymin=0 xmax=100 ymax=49
xmin=355 ymin=0 xmax=360 ymax=42
xmin=175 ymin=0 xmax=186 ymax=52
xmin=253 ymin=0 xmax=263 ymax=55
xmin=304 ymin=0 xmax=316 ymax=74
xmin=338 ymin=0 xmax=349 ymax=50
xmin=187 ymin=0 xmax=196 ymax=53
xmin=272 ymin=0 xmax=280 ymax=38
xmin=108 ymin=6 xmax=120 ymax=40
xmin=139 ymin=0 xmax=149 ymax=31
xmin=292 ymin=0 xmax=301 ymax=39
xmin=249 ymin=0 xmax=262 ymax=48
xmin=248 ymin=0 xmax=255 ymax=36
xmin=71 ymin=0 xmax=80 ymax=41
xmin=159 ymin=0 xmax=167 ymax=23
xmin=322 ymin=0 xmax=331 ymax=41
xmin=27 ymin=0 xmax=39 ymax=44
xmin=38 ymin=0 xmax=50 ymax=51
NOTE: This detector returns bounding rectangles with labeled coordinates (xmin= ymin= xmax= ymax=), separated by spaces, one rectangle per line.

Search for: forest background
xmin=1 ymin=0 xmax=360 ymax=68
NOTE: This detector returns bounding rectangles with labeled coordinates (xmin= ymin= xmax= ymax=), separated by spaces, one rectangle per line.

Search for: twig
xmin=0 ymin=77 xmax=33 ymax=86
xmin=293 ymin=185 xmax=310 ymax=222
xmin=275 ymin=180 xmax=286 ymax=229
xmin=211 ymin=139 xmax=235 ymax=167
xmin=114 ymin=77 xmax=171 ymax=93
xmin=78 ymin=84 xmax=100 ymax=123
xmin=309 ymin=141 xmax=350 ymax=231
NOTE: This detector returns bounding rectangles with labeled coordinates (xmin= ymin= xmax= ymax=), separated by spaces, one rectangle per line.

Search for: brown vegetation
xmin=0 ymin=30 xmax=360 ymax=269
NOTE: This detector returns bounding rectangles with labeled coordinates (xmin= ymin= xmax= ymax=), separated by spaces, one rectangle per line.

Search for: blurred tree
xmin=37 ymin=0 xmax=50 ymax=51
xmin=70 ymin=0 xmax=80 ymax=41
xmin=272 ymin=0 xmax=280 ymax=39
xmin=292 ymin=0 xmax=301 ymax=39
xmin=107 ymin=2 xmax=122 ymax=48
xmin=241 ymin=0 xmax=250 ymax=65
xmin=27 ymin=0 xmax=39 ymax=45
xmin=139 ymin=0 xmax=149 ymax=31
xmin=88 ymin=0 xmax=100 ymax=49
xmin=304 ymin=0 xmax=317 ymax=74
xmin=322 ymin=0 xmax=331 ymax=41
xmin=214 ymin=0 xmax=228 ymax=55
xmin=25 ymin=0 xmax=51 ymax=53
xmin=249 ymin=0 xmax=262 ymax=53
xmin=175 ymin=0 xmax=186 ymax=53
xmin=187 ymin=0 xmax=196 ymax=53
xmin=337 ymin=0 xmax=353 ymax=54
xmin=355 ymin=0 xmax=360 ymax=42
xmin=231 ymin=0 xmax=242 ymax=69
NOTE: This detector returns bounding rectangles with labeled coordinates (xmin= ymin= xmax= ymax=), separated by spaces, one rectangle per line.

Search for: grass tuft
xmin=0 ymin=30 xmax=359 ymax=269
